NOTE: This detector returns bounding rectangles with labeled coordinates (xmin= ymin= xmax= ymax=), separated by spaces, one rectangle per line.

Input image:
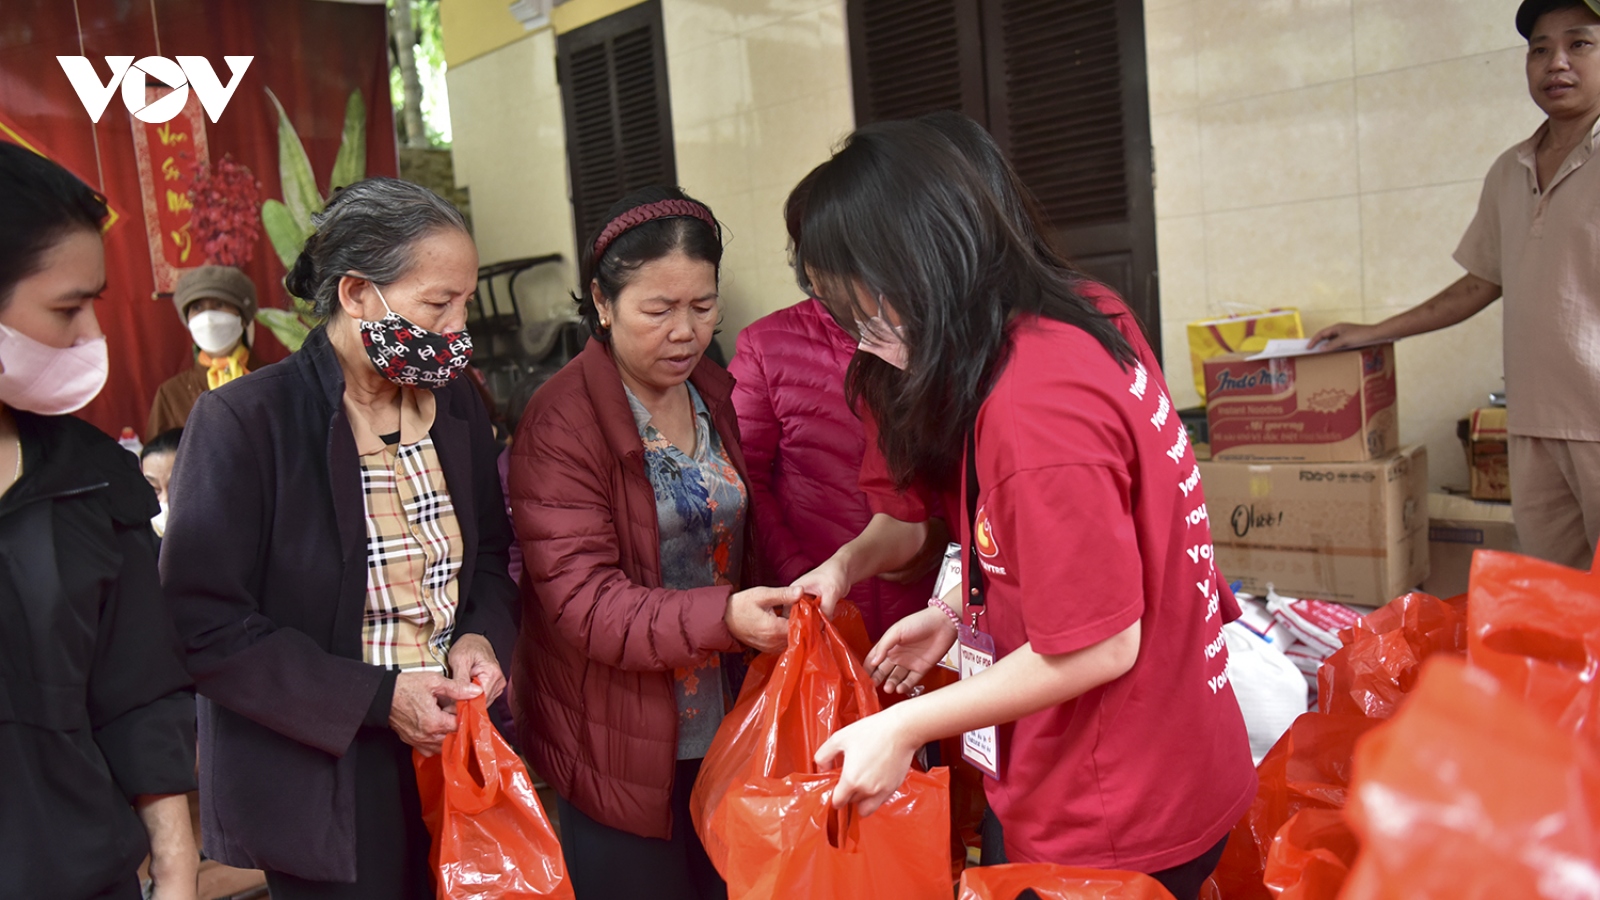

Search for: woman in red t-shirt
xmin=791 ymin=117 xmax=1256 ymax=900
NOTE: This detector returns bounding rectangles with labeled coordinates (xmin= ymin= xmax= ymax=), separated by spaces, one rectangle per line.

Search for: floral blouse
xmin=626 ymin=382 xmax=748 ymax=760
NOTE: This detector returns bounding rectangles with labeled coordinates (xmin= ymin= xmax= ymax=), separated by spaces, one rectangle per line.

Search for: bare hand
xmin=138 ymin=793 xmax=198 ymax=900
xmin=866 ymin=606 xmax=958 ymax=695
xmin=791 ymin=557 xmax=852 ymax=618
xmin=1309 ymin=321 xmax=1380 ymax=351
xmin=390 ymin=671 xmax=481 ymax=757
xmin=880 ymin=518 xmax=951 ymax=584
xmin=814 ymin=707 xmax=920 ymax=817
xmin=726 ymin=584 xmax=801 ymax=653
xmin=448 ymin=633 xmax=506 ymax=704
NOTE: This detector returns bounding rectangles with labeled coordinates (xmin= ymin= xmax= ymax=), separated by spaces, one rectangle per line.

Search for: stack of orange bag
xmin=689 ymin=597 xmax=952 ymax=900
xmin=1211 ymin=591 xmax=1465 ymax=899
xmin=1214 ymin=547 xmax=1600 ymax=899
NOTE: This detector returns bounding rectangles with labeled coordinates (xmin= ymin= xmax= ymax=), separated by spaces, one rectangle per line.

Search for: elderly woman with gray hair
xmin=160 ymin=177 xmax=517 ymax=899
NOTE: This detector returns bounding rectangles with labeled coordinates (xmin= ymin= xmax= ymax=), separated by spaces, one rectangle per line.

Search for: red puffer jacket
xmin=729 ymin=298 xmax=936 ymax=640
xmin=508 ymin=338 xmax=757 ymax=839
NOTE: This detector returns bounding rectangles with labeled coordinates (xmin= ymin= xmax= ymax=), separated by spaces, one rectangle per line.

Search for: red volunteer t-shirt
xmin=963 ymin=312 xmax=1255 ymax=870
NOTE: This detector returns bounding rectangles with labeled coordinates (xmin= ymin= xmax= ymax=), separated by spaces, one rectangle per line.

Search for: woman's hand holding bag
xmin=414 ymin=686 xmax=574 ymax=899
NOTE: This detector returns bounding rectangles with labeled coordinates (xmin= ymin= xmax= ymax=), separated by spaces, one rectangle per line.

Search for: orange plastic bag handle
xmin=441 ymin=692 xmax=503 ymax=816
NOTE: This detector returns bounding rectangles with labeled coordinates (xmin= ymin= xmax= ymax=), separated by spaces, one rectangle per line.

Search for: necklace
xmin=11 ymin=433 xmax=19 ymax=484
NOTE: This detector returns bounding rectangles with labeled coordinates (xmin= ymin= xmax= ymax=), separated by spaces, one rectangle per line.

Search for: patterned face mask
xmin=356 ymin=281 xmax=473 ymax=388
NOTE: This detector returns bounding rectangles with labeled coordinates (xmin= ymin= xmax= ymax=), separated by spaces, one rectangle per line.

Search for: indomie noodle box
xmin=1204 ymin=343 xmax=1398 ymax=463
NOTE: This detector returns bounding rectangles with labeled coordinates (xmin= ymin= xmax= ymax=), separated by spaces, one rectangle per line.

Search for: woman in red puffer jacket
xmin=728 ymin=177 xmax=944 ymax=641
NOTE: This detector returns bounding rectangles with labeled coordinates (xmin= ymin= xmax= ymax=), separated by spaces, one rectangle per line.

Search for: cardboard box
xmin=1421 ymin=492 xmax=1519 ymax=598
xmin=1468 ymin=407 xmax=1511 ymax=501
xmin=1203 ymin=343 xmax=1398 ymax=463
xmin=1199 ymin=444 xmax=1429 ymax=607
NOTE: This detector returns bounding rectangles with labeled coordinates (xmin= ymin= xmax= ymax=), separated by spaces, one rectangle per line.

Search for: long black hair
xmin=575 ymin=185 xmax=722 ymax=339
xmin=0 ymin=142 xmax=108 ymax=308
xmin=793 ymin=118 xmax=1134 ymax=489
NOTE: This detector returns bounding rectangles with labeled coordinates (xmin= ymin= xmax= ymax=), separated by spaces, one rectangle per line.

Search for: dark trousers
xmin=85 ymin=878 xmax=141 ymax=900
xmin=264 ymin=728 xmax=433 ymax=900
xmin=981 ymin=809 xmax=1228 ymax=900
xmin=556 ymin=758 xmax=726 ymax=900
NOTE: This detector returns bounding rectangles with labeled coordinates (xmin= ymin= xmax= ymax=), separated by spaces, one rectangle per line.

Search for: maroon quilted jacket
xmin=729 ymin=298 xmax=935 ymax=640
xmin=508 ymin=337 xmax=758 ymax=839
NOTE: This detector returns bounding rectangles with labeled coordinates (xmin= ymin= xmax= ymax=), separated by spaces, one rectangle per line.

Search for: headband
xmin=592 ymin=199 xmax=718 ymax=263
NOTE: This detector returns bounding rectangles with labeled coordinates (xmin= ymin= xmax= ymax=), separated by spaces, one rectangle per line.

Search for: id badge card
xmin=958 ymin=628 xmax=1001 ymax=778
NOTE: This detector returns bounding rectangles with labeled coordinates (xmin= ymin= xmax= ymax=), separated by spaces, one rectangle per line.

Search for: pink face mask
xmin=0 ymin=322 xmax=109 ymax=415
xmin=856 ymin=311 xmax=908 ymax=370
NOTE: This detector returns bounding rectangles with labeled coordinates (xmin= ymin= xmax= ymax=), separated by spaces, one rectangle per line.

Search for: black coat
xmin=0 ymin=412 xmax=196 ymax=900
xmin=161 ymin=326 xmax=518 ymax=881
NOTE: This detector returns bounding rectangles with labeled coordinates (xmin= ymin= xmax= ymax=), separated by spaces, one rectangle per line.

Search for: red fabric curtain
xmin=0 ymin=0 xmax=398 ymax=437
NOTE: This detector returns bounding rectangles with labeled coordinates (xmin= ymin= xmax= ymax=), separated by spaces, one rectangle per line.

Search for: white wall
xmin=662 ymin=0 xmax=855 ymax=340
xmin=1146 ymin=0 xmax=1540 ymax=489
xmin=446 ymin=29 xmax=580 ymax=323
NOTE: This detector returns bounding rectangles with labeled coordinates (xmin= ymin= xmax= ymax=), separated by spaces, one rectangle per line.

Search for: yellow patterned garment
xmin=200 ymin=344 xmax=251 ymax=390
xmin=346 ymin=389 xmax=464 ymax=672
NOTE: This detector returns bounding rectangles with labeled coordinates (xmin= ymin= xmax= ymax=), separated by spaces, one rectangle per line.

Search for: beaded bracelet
xmin=928 ymin=597 xmax=962 ymax=630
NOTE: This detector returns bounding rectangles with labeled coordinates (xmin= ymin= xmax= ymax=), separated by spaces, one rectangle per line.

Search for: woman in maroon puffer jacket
xmin=508 ymin=186 xmax=798 ymax=900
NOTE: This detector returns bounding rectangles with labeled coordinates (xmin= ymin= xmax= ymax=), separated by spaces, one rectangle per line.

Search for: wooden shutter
xmin=983 ymin=0 xmax=1126 ymax=230
xmin=846 ymin=0 xmax=1161 ymax=357
xmin=557 ymin=0 xmax=676 ymax=253
xmin=983 ymin=0 xmax=1159 ymax=353
xmin=847 ymin=0 xmax=987 ymax=124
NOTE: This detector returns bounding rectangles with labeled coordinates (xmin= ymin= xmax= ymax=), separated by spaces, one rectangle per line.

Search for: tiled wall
xmin=1146 ymin=0 xmax=1542 ymax=489
xmin=662 ymin=0 xmax=855 ymax=340
xmin=446 ymin=30 xmax=581 ymax=323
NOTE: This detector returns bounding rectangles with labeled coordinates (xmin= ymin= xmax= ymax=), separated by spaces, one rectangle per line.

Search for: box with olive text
xmin=1198 ymin=444 xmax=1428 ymax=608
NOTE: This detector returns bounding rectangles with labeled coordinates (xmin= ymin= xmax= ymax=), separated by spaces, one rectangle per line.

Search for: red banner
xmin=131 ymin=87 xmax=212 ymax=289
xmin=0 ymin=0 xmax=399 ymax=438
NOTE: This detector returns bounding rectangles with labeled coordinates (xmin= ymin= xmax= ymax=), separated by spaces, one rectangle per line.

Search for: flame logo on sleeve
xmin=975 ymin=505 xmax=999 ymax=559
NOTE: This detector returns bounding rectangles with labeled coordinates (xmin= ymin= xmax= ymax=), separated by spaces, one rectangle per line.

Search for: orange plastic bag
xmin=1316 ymin=592 xmax=1467 ymax=720
xmin=690 ymin=597 xmax=951 ymax=898
xmin=1209 ymin=713 xmax=1380 ymax=900
xmin=1341 ymin=657 xmax=1600 ymax=899
xmin=724 ymin=769 xmax=953 ymax=899
xmin=956 ymin=863 xmax=1176 ymax=899
xmin=1259 ymin=808 xmax=1357 ymax=900
xmin=1466 ymin=549 xmax=1600 ymax=748
xmin=414 ymin=693 xmax=574 ymax=899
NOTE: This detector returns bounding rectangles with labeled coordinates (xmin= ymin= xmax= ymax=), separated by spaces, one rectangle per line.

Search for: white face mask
xmin=0 ymin=322 xmax=109 ymax=415
xmin=856 ymin=311 xmax=909 ymax=370
xmin=187 ymin=308 xmax=244 ymax=355
xmin=151 ymin=500 xmax=169 ymax=537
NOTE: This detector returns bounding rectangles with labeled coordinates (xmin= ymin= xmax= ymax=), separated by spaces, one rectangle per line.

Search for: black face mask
xmin=357 ymin=282 xmax=474 ymax=388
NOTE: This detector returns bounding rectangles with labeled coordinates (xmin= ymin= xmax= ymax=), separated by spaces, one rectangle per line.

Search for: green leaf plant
xmin=257 ymin=88 xmax=367 ymax=351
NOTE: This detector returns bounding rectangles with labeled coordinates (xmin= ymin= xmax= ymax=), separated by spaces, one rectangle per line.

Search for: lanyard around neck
xmin=965 ymin=428 xmax=987 ymax=617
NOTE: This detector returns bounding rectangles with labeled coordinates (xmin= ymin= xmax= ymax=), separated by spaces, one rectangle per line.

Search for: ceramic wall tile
xmin=1359 ymin=180 xmax=1483 ymax=314
xmin=1383 ymin=305 xmax=1506 ymax=488
xmin=1205 ymin=197 xmax=1363 ymax=314
xmin=1352 ymin=0 xmax=1524 ymax=76
xmin=1153 ymin=109 xmax=1203 ymax=217
xmin=667 ymin=36 xmax=752 ymax=127
xmin=1199 ymin=82 xmax=1359 ymax=212
xmin=1195 ymin=0 xmax=1353 ymax=105
xmin=1159 ymin=317 xmax=1203 ymax=410
xmin=1356 ymin=47 xmax=1543 ymax=192
xmin=1146 ymin=1 xmax=1199 ymax=115
xmin=1156 ymin=213 xmax=1208 ymax=323
xmin=744 ymin=10 xmax=846 ymax=110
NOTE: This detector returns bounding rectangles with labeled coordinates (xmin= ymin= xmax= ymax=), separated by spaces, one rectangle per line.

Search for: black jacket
xmin=0 ymin=412 xmax=196 ymax=900
xmin=161 ymin=326 xmax=517 ymax=881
